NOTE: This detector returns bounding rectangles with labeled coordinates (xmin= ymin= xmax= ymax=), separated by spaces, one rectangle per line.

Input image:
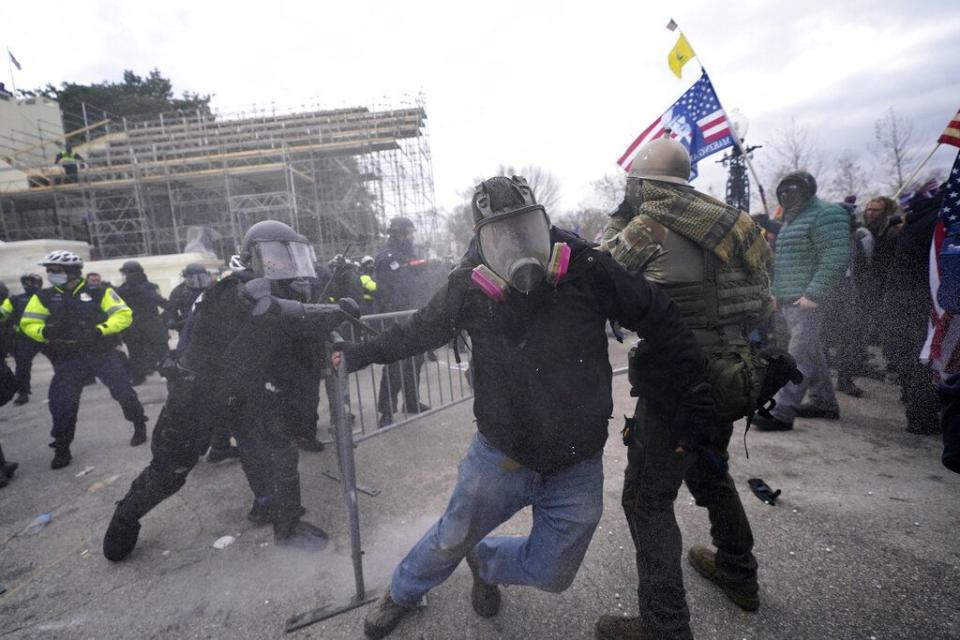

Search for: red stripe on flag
xmin=617 ymin=117 xmax=662 ymax=167
xmin=698 ymin=115 xmax=727 ymax=131
xmin=704 ymin=129 xmax=731 ymax=144
xmin=940 ymin=133 xmax=960 ymax=148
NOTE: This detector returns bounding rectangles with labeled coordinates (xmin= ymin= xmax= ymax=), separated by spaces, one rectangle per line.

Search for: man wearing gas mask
xmin=598 ymin=138 xmax=774 ymax=640
xmin=332 ymin=176 xmax=712 ymax=640
xmin=103 ymin=221 xmax=338 ymax=562
xmin=752 ymin=171 xmax=850 ymax=431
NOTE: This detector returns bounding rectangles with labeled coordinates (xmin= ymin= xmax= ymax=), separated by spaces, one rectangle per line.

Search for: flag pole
xmin=668 ymin=20 xmax=770 ymax=215
xmin=6 ymin=49 xmax=15 ymax=94
xmin=894 ymin=143 xmax=941 ymax=200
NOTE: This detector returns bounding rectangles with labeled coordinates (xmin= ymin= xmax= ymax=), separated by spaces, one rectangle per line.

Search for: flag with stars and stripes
xmin=939 ymin=108 xmax=960 ymax=148
xmin=617 ymin=70 xmax=735 ymax=180
xmin=922 ymin=150 xmax=960 ymax=375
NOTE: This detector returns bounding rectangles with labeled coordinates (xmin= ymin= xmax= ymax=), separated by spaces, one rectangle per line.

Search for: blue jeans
xmin=390 ymin=432 xmax=604 ymax=606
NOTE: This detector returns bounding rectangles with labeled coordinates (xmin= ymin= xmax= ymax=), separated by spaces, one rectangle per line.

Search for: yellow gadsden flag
xmin=667 ymin=33 xmax=696 ymax=78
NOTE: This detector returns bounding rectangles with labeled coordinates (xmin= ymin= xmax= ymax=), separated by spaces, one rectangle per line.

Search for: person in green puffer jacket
xmin=753 ymin=171 xmax=850 ymax=431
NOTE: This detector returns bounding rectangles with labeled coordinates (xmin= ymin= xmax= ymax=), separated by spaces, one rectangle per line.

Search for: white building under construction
xmin=0 ymin=91 xmax=436 ymax=261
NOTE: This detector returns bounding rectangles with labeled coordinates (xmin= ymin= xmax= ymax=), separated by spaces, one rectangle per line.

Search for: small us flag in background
xmin=617 ymin=70 xmax=735 ymax=179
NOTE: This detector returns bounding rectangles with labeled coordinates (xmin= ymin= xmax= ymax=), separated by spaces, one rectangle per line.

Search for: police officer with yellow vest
xmin=0 ymin=273 xmax=44 ymax=405
xmin=20 ymin=250 xmax=148 ymax=469
xmin=54 ymin=143 xmax=84 ymax=184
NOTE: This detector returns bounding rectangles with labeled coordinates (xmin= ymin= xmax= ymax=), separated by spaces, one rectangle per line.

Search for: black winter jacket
xmin=347 ymin=228 xmax=707 ymax=474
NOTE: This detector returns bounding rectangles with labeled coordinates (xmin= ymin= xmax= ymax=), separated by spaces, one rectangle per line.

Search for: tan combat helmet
xmin=627 ymin=136 xmax=691 ymax=186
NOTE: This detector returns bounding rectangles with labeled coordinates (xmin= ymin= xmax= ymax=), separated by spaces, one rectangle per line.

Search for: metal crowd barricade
xmin=286 ymin=310 xmax=473 ymax=631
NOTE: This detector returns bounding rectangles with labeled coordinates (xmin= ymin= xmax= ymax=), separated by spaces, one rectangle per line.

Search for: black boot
xmin=273 ymin=519 xmax=329 ymax=551
xmin=13 ymin=391 xmax=29 ymax=406
xmin=50 ymin=444 xmax=72 ymax=469
xmin=130 ymin=421 xmax=148 ymax=447
xmin=207 ymin=445 xmax=241 ymax=463
xmin=103 ymin=502 xmax=141 ymax=562
xmin=0 ymin=443 xmax=17 ymax=480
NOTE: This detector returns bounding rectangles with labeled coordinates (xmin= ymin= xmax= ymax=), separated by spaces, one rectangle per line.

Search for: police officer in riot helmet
xmin=374 ymin=216 xmax=430 ymax=427
xmin=103 ymin=220 xmax=331 ymax=562
xmin=117 ymin=260 xmax=169 ymax=385
xmin=165 ymin=263 xmax=214 ymax=333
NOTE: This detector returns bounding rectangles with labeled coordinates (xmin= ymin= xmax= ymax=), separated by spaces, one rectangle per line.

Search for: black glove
xmin=670 ymin=382 xmax=714 ymax=452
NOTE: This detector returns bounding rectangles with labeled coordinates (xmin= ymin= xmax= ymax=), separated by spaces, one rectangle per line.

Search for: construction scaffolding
xmin=0 ymin=97 xmax=436 ymax=261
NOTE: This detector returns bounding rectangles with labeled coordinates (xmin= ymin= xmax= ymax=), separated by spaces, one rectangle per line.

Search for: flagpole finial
xmin=666 ymin=18 xmax=678 ymax=31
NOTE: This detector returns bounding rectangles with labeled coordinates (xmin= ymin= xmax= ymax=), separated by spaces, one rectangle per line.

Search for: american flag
xmin=617 ymin=70 xmax=734 ymax=179
xmin=922 ymin=150 xmax=960 ymax=375
xmin=939 ymin=108 xmax=960 ymax=148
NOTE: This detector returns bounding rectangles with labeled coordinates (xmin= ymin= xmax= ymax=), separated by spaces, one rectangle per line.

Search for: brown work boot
xmin=687 ymin=545 xmax=759 ymax=612
xmin=595 ymin=614 xmax=654 ymax=640
xmin=363 ymin=592 xmax=416 ymax=639
xmin=465 ymin=549 xmax=501 ymax=617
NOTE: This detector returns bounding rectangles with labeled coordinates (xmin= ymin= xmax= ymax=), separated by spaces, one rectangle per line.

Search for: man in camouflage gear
xmin=596 ymin=138 xmax=772 ymax=640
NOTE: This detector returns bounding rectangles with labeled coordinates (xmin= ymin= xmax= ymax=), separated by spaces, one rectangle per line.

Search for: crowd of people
xmin=0 ymin=136 xmax=956 ymax=638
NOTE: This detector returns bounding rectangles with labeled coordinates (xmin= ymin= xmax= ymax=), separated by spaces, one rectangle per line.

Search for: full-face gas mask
xmin=470 ymin=176 xmax=570 ymax=301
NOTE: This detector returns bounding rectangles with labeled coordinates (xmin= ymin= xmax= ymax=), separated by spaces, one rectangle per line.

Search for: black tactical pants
xmin=125 ymin=333 xmax=168 ymax=382
xmin=622 ymin=395 xmax=757 ymax=640
xmin=116 ymin=380 xmax=303 ymax=530
xmin=377 ymin=354 xmax=424 ymax=416
xmin=13 ymin=333 xmax=42 ymax=395
xmin=48 ymin=349 xmax=146 ymax=448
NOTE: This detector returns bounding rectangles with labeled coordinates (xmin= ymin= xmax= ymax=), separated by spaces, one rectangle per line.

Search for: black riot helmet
xmin=181 ymin=263 xmax=213 ymax=290
xmin=238 ymin=220 xmax=317 ymax=280
xmin=471 ymin=175 xmax=552 ymax=293
xmin=119 ymin=260 xmax=143 ymax=274
xmin=119 ymin=260 xmax=146 ymax=285
xmin=20 ymin=272 xmax=43 ymax=293
xmin=776 ymin=171 xmax=818 ymax=214
xmin=387 ymin=216 xmax=416 ymax=254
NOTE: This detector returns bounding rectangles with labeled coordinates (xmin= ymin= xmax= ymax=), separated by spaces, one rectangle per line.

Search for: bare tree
xmin=765 ymin=118 xmax=826 ymax=181
xmin=825 ymin=150 xmax=869 ymax=203
xmin=554 ymin=207 xmax=609 ymax=242
xmin=873 ymin=107 xmax=916 ymax=192
xmin=579 ymin=172 xmax=627 ymax=213
xmin=760 ymin=117 xmax=827 ymax=207
xmin=496 ymin=164 xmax=562 ymax=213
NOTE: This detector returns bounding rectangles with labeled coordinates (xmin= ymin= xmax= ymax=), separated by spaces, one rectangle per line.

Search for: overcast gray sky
xmin=3 ymin=0 xmax=958 ymax=213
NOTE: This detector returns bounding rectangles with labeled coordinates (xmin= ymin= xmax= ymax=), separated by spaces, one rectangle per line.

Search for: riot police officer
xmin=102 ymin=221 xmax=332 ymax=562
xmin=117 ymin=261 xmax=169 ymax=385
xmin=20 ymin=251 xmax=148 ymax=468
xmin=0 ymin=357 xmax=20 ymax=488
xmin=165 ymin=263 xmax=214 ymax=334
xmin=0 ymin=273 xmax=45 ymax=405
xmin=375 ymin=216 xmax=431 ymax=427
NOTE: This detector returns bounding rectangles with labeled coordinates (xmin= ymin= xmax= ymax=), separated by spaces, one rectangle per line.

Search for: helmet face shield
xmin=477 ymin=205 xmax=551 ymax=293
xmin=184 ymin=272 xmax=213 ymax=289
xmin=250 ymin=241 xmax=317 ymax=280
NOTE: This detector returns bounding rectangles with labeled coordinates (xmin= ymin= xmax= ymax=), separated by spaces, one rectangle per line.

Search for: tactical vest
xmin=640 ymin=218 xmax=767 ymax=339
